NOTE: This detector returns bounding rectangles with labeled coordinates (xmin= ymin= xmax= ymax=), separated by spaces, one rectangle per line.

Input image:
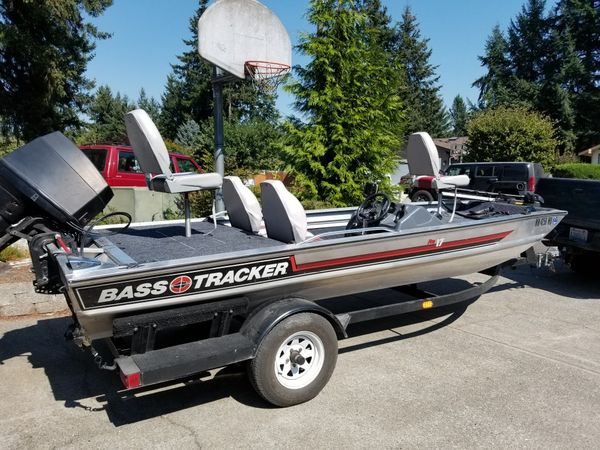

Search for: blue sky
xmin=86 ymin=0 xmax=535 ymax=116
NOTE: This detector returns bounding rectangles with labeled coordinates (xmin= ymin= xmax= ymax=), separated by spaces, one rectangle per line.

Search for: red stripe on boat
xmin=291 ymin=230 xmax=512 ymax=272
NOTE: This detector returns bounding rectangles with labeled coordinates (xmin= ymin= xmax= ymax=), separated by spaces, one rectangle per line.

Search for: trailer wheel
xmin=411 ymin=189 xmax=434 ymax=202
xmin=248 ymin=313 xmax=338 ymax=407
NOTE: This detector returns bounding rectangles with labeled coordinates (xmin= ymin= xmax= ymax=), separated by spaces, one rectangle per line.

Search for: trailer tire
xmin=411 ymin=189 xmax=434 ymax=202
xmin=248 ymin=313 xmax=338 ymax=407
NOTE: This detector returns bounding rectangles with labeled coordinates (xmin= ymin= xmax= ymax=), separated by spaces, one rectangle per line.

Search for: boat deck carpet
xmin=103 ymin=221 xmax=284 ymax=264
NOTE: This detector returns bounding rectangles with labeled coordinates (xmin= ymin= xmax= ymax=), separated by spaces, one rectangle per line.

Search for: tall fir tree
xmin=160 ymin=75 xmax=187 ymax=140
xmin=554 ymin=0 xmax=600 ymax=149
xmin=85 ymin=85 xmax=134 ymax=144
xmin=393 ymin=6 xmax=449 ymax=138
xmin=507 ymin=0 xmax=579 ymax=149
xmin=159 ymin=1 xmax=213 ymax=140
xmin=473 ymin=26 xmax=517 ymax=108
xmin=475 ymin=0 xmax=599 ymax=151
xmin=357 ymin=0 xmax=395 ymax=52
xmin=283 ymin=0 xmax=404 ymax=206
xmin=137 ymin=88 xmax=161 ymax=124
xmin=507 ymin=0 xmax=550 ymax=83
xmin=449 ymin=95 xmax=469 ymax=136
xmin=0 ymin=0 xmax=113 ymax=140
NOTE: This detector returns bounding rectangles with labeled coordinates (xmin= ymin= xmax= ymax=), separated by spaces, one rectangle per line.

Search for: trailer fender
xmin=241 ymin=298 xmax=347 ymax=353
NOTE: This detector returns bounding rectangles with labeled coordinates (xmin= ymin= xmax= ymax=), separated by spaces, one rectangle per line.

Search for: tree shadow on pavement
xmin=0 ymin=277 xmax=484 ymax=425
xmin=0 ymin=316 xmax=268 ymax=425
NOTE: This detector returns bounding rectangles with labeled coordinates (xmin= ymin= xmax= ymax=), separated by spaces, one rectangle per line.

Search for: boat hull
xmin=62 ymin=209 xmax=563 ymax=339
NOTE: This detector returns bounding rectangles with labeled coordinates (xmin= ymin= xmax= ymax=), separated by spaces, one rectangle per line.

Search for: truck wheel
xmin=248 ymin=313 xmax=338 ymax=407
xmin=411 ymin=190 xmax=434 ymax=202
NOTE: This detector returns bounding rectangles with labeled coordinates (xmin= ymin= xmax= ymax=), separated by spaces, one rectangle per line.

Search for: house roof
xmin=578 ymin=143 xmax=600 ymax=156
xmin=433 ymin=136 xmax=468 ymax=151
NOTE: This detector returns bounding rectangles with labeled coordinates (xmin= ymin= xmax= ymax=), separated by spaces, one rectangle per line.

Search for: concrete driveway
xmin=0 ymin=263 xmax=599 ymax=449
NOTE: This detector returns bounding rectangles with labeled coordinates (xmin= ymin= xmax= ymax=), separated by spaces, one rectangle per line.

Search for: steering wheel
xmin=346 ymin=192 xmax=391 ymax=230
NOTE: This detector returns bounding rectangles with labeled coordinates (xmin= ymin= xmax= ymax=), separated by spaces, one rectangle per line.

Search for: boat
xmin=0 ymin=118 xmax=566 ymax=406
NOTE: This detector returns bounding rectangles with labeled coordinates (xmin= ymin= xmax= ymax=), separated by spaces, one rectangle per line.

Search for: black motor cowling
xmin=0 ymin=132 xmax=113 ymax=251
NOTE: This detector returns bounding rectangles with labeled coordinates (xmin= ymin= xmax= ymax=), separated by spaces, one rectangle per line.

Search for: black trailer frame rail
xmin=113 ymin=265 xmax=503 ymax=390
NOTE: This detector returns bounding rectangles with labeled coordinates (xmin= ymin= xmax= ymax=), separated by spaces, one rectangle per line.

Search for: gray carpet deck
xmin=104 ymin=222 xmax=284 ymax=264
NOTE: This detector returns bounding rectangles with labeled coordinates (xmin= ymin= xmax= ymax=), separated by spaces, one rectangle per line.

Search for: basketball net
xmin=244 ymin=60 xmax=291 ymax=95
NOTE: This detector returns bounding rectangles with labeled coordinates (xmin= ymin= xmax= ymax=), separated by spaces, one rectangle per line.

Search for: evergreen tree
xmin=507 ymin=0 xmax=580 ymax=149
xmin=449 ymin=95 xmax=469 ymax=136
xmin=554 ymin=0 xmax=600 ymax=149
xmin=357 ymin=0 xmax=395 ymax=52
xmin=84 ymin=85 xmax=134 ymax=144
xmin=473 ymin=26 xmax=517 ymax=108
xmin=175 ymin=119 xmax=201 ymax=150
xmin=507 ymin=0 xmax=550 ymax=83
xmin=136 ymin=88 xmax=161 ymax=123
xmin=0 ymin=0 xmax=113 ymax=140
xmin=393 ymin=6 xmax=449 ymax=138
xmin=283 ymin=0 xmax=404 ymax=206
xmin=474 ymin=0 xmax=586 ymax=151
xmin=160 ymin=75 xmax=187 ymax=140
xmin=159 ymin=1 xmax=212 ymax=139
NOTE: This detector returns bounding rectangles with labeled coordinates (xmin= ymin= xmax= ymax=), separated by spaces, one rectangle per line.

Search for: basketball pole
xmin=212 ymin=66 xmax=226 ymax=213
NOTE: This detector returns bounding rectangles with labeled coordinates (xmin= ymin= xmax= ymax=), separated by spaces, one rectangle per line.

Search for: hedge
xmin=552 ymin=163 xmax=600 ymax=179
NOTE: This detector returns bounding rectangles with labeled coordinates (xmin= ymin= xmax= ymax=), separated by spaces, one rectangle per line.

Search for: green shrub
xmin=466 ymin=106 xmax=559 ymax=169
xmin=552 ymin=163 xmax=600 ymax=179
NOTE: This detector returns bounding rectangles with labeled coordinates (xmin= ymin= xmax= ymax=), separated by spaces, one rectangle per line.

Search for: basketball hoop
xmin=244 ymin=60 xmax=291 ymax=94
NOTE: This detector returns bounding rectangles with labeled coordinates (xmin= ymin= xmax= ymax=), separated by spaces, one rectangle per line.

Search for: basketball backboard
xmin=197 ymin=0 xmax=292 ymax=80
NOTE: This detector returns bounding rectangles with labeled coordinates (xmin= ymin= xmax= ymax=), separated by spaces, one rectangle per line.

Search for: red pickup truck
xmin=79 ymin=144 xmax=203 ymax=187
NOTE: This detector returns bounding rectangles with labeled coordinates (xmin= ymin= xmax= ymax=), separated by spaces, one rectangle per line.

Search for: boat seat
xmin=406 ymin=132 xmax=470 ymax=189
xmin=260 ymin=180 xmax=308 ymax=244
xmin=125 ymin=108 xmax=222 ymax=237
xmin=222 ymin=176 xmax=263 ymax=234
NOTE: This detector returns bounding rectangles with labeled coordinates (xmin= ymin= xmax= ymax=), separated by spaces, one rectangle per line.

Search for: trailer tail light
xmin=120 ymin=369 xmax=141 ymax=389
xmin=528 ymin=176 xmax=535 ymax=192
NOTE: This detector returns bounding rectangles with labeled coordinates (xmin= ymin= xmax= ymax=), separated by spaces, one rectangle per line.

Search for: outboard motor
xmin=0 ymin=132 xmax=113 ymax=291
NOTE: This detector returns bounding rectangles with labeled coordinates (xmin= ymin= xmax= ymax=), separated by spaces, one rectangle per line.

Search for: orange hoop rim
xmin=244 ymin=60 xmax=291 ymax=94
xmin=244 ymin=60 xmax=291 ymax=78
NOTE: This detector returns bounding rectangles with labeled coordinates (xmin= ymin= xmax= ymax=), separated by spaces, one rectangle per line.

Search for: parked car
xmin=408 ymin=161 xmax=545 ymax=202
xmin=79 ymin=144 xmax=202 ymax=187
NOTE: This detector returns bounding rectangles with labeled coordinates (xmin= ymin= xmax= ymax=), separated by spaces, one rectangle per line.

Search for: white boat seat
xmin=125 ymin=108 xmax=222 ymax=236
xmin=223 ymin=176 xmax=263 ymax=234
xmin=406 ymin=132 xmax=469 ymax=188
xmin=125 ymin=109 xmax=222 ymax=193
xmin=261 ymin=180 xmax=307 ymax=244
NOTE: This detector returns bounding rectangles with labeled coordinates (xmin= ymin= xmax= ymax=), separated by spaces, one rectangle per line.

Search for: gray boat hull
xmin=58 ymin=208 xmax=563 ymax=339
